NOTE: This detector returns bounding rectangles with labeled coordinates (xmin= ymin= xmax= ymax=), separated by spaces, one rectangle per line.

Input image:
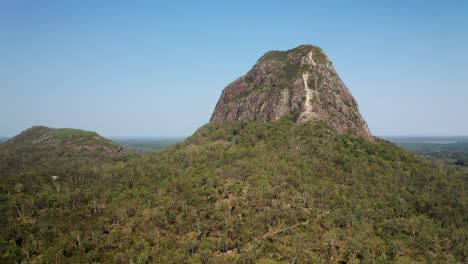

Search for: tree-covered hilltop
xmin=0 ymin=126 xmax=129 ymax=176
xmin=0 ymin=118 xmax=466 ymax=263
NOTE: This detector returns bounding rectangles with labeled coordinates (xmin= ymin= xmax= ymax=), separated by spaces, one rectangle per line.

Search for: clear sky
xmin=1 ymin=0 xmax=467 ymax=137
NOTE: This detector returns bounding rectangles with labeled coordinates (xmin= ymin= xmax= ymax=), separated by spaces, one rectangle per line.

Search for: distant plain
xmin=110 ymin=137 xmax=185 ymax=153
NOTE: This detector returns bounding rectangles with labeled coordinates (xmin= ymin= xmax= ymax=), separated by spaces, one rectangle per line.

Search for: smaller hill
xmin=0 ymin=126 xmax=127 ymax=176
xmin=2 ymin=126 xmax=124 ymax=156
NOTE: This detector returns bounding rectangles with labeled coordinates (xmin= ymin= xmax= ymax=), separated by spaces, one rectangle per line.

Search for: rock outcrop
xmin=210 ymin=45 xmax=372 ymax=139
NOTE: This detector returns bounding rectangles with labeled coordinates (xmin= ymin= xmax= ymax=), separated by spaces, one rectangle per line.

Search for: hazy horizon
xmin=2 ymin=125 xmax=468 ymax=138
xmin=1 ymin=1 xmax=467 ymax=137
xmin=2 ymin=132 xmax=468 ymax=140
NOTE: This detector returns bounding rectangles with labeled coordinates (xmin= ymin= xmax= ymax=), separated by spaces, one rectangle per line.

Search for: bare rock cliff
xmin=210 ymin=45 xmax=372 ymax=139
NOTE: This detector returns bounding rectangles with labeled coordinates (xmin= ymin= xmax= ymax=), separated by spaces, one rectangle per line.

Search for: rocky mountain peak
xmin=210 ymin=45 xmax=372 ymax=139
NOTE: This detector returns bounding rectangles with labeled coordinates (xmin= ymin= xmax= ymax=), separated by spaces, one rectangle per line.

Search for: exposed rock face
xmin=210 ymin=45 xmax=372 ymax=139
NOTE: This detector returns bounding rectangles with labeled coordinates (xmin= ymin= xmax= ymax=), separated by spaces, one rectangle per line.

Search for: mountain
xmin=0 ymin=47 xmax=466 ymax=263
xmin=211 ymin=45 xmax=372 ymax=139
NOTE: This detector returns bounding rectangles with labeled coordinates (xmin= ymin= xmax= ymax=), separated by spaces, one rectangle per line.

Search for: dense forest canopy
xmin=0 ymin=117 xmax=466 ymax=263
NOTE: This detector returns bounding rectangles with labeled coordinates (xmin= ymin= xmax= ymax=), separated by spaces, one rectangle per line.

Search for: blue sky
xmin=1 ymin=0 xmax=467 ymax=137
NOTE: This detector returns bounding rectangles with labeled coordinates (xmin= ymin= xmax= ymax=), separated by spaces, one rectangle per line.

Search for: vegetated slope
xmin=0 ymin=126 xmax=132 ymax=263
xmin=1 ymin=118 xmax=466 ymax=263
xmin=0 ymin=126 xmax=127 ymax=175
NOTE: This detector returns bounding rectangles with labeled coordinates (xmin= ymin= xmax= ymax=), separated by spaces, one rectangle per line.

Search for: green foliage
xmin=0 ymin=119 xmax=466 ymax=263
xmin=0 ymin=126 xmax=130 ymax=179
xmin=258 ymin=50 xmax=288 ymax=62
xmin=49 ymin=127 xmax=99 ymax=140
